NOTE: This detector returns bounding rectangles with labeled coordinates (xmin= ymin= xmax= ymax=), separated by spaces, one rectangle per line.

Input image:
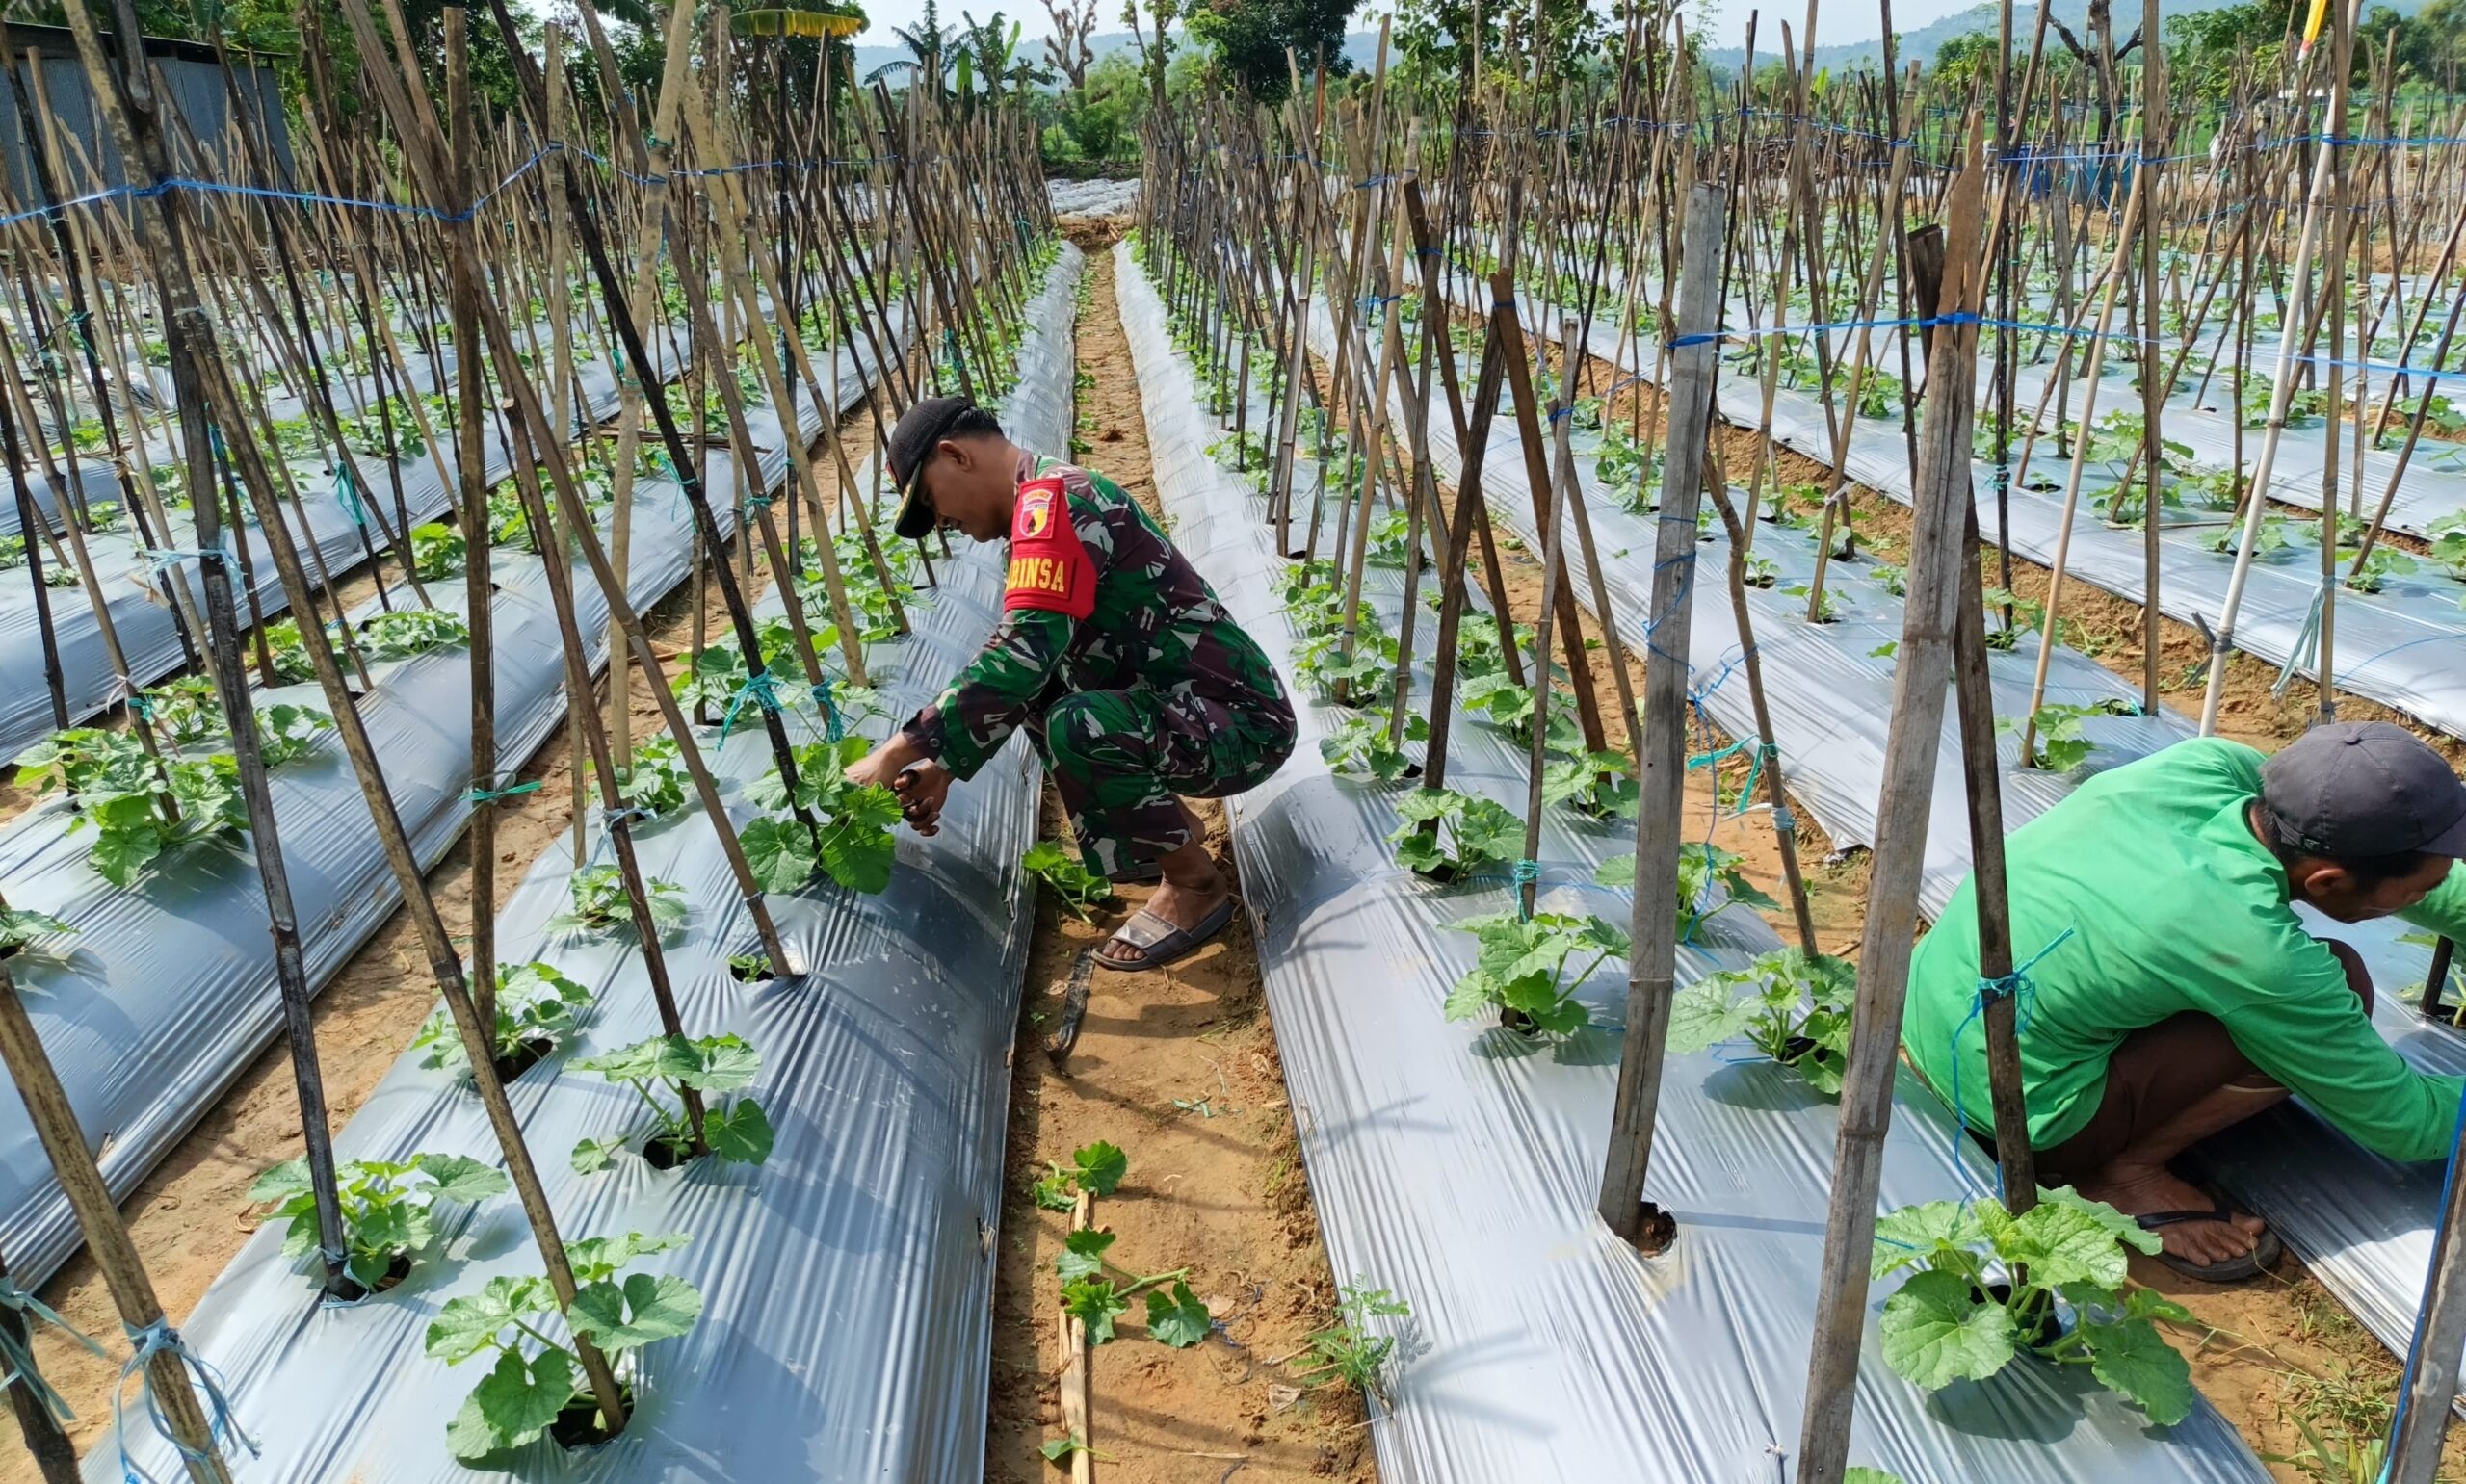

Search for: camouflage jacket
xmin=900 ymin=457 xmax=1288 ymax=780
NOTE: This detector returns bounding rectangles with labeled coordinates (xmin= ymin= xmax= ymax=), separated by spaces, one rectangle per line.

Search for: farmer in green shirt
xmin=1906 ymin=722 xmax=2466 ymax=1282
xmin=842 ymin=396 xmax=1295 ymax=971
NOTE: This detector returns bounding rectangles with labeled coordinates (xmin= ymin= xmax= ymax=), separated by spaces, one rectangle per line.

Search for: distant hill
xmin=1700 ymin=0 xmax=2426 ymax=72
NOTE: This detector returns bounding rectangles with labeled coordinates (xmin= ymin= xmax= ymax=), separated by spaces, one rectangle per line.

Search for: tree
xmin=891 ymin=0 xmax=957 ymax=93
xmin=957 ymin=9 xmax=1023 ymax=100
xmin=1120 ymin=0 xmax=1182 ymax=96
xmin=1930 ymin=28 xmax=2004 ymax=90
xmin=1040 ymin=0 xmax=1098 ymax=87
xmin=1187 ymin=0 xmax=1361 ymax=102
xmin=1055 ymin=48 xmax=1141 ymax=160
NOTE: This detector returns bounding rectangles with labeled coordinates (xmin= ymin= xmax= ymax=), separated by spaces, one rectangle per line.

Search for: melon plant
xmin=1666 ymin=948 xmax=1858 ymax=1092
xmin=552 ymin=866 xmax=688 ymax=938
xmin=1872 ymin=1189 xmax=2193 ymax=1425
xmin=250 ymin=1152 xmax=511 ymax=1292
xmin=1389 ymin=788 xmax=1521 ymax=881
xmin=1594 ymin=843 xmax=1776 ymax=939
xmin=16 ymin=728 xmax=249 ymax=887
xmin=569 ymin=1033 xmax=774 ymax=1172
xmin=425 ymin=1231 xmax=703 ymax=1460
xmin=412 ymin=961 xmax=594 ymax=1077
xmin=1442 ymin=910 xmax=1630 ymax=1035
xmin=741 ymin=735 xmax=903 ymax=895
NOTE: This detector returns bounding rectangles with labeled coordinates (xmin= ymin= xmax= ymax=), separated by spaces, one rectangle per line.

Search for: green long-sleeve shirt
xmin=1904 ymin=737 xmax=2466 ymax=1163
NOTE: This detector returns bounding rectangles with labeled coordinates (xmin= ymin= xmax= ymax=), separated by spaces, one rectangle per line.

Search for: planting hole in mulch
xmin=1632 ymin=1202 xmax=1679 ymax=1257
xmin=727 ymin=952 xmax=776 ymax=985
xmin=1978 ymin=1282 xmax=2065 ymax=1348
xmin=328 ymin=1252 xmax=415 ymax=1305
xmin=494 ymin=1036 xmax=557 ymax=1084
xmin=549 ymin=1380 xmax=638 ymax=1450
xmin=1499 ymin=1007 xmax=1540 ymax=1036
xmin=641 ymin=1133 xmax=703 ymax=1171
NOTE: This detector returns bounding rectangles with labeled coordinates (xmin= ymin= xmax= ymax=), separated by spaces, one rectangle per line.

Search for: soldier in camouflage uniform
xmin=844 ymin=396 xmax=1296 ymax=970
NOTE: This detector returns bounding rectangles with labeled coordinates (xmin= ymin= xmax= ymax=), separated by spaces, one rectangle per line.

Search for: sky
xmin=841 ymin=0 xmax=1997 ymax=55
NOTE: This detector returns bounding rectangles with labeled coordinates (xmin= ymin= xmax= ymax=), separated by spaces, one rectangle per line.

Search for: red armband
xmin=1002 ymin=477 xmax=1095 ymax=620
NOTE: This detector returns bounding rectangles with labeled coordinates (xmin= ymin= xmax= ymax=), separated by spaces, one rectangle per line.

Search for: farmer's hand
xmin=844 ymin=732 xmax=923 ymax=792
xmin=893 ymin=762 xmax=954 ymax=836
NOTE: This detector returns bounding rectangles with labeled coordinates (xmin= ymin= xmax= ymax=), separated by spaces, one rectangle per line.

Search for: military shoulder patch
xmin=1005 ymin=476 xmax=1095 ymax=620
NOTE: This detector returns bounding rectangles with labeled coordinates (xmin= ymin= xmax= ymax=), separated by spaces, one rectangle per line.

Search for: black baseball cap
xmin=886 ymin=395 xmax=975 ymax=540
xmin=2260 ymin=721 xmax=2466 ymax=859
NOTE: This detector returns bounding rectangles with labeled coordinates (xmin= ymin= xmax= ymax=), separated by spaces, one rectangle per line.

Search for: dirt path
xmin=0 ymin=475 xmax=782 ymax=1481
xmin=982 ymin=239 xmax=1375 ymax=1484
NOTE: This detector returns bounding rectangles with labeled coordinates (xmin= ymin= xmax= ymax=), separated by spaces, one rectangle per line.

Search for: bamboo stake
xmin=1595 ymin=181 xmax=1725 ymax=1247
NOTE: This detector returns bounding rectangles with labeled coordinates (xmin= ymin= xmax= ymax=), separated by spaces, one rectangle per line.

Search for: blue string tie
xmin=0 ymin=1276 xmax=105 ymax=1424
xmin=463 ymin=778 xmax=542 ymax=806
xmin=1946 ymin=925 xmax=2079 ymax=1201
xmin=112 ymin=1317 xmax=256 ymax=1483
xmin=717 ymin=669 xmax=783 ymax=745
xmin=811 ymin=679 xmax=845 ymax=743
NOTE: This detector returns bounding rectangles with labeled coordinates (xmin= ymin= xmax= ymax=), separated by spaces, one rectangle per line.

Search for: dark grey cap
xmin=2260 ymin=720 xmax=2466 ymax=859
xmin=886 ymin=395 xmax=974 ymax=540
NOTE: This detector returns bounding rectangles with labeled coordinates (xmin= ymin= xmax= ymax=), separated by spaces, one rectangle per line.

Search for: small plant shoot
xmin=1389 ymin=788 xmax=1522 ymax=881
xmin=1442 ymin=910 xmax=1630 ymax=1035
xmin=570 ymin=1033 xmax=774 ymax=1172
xmin=1022 ymin=840 xmax=1113 ymax=921
xmin=1034 ymin=1140 xmax=1128 ymax=1211
xmin=1666 ymin=948 xmax=1858 ymax=1092
xmin=250 ymin=1153 xmax=511 ymax=1291
xmin=425 ymin=1231 xmax=701 ymax=1459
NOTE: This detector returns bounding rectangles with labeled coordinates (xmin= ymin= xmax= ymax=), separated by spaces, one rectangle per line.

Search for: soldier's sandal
xmin=1095 ymin=898 xmax=1236 ymax=972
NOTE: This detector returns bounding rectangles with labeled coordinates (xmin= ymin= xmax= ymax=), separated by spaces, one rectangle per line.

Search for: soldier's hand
xmin=892 ymin=762 xmax=953 ymax=836
xmin=844 ymin=734 xmax=920 ymax=792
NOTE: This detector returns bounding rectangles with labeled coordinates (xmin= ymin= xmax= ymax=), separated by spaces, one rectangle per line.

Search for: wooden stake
xmin=1595 ymin=182 xmax=1725 ymax=1245
xmin=1795 ymin=124 xmax=1989 ymax=1484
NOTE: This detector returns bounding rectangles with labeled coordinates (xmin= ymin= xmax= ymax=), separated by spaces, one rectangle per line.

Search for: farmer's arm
xmin=898 ymin=607 xmax=1079 ymax=780
xmin=2192 ymin=927 xmax=2466 ymax=1162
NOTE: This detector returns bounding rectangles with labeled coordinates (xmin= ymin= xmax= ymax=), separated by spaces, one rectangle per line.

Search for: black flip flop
xmin=2137 ymin=1195 xmax=2282 ymax=1283
xmin=1095 ymin=898 xmax=1236 ymax=973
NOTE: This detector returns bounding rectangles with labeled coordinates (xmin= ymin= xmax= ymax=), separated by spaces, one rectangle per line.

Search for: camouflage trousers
xmin=1027 ymin=683 xmax=1296 ymax=877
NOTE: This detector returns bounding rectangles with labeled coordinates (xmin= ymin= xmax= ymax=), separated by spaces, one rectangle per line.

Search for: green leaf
xmin=2002 ymin=1202 xmax=2135 ymax=1290
xmin=685 ymin=1033 xmax=763 ymax=1094
xmin=425 ymin=1275 xmax=543 ymax=1363
xmin=416 ymin=1154 xmax=512 ymax=1206
xmin=1390 ymin=829 xmax=1448 ymax=874
xmin=1033 ymin=1167 xmax=1077 ymax=1211
xmin=740 ymin=817 xmax=819 ymax=894
xmin=570 ymin=1272 xmax=705 ymax=1354
xmin=570 ymin=1136 xmax=625 ymax=1175
xmin=1062 ymin=1277 xmax=1127 ymax=1344
xmin=564 ymin=1231 xmax=692 ymax=1285
xmin=1441 ymin=970 xmax=1498 ymax=1022
xmin=451 ymin=1345 xmax=573 ymax=1459
xmin=89 ymin=821 xmax=162 ymax=887
xmin=1666 ymin=978 xmax=1758 ymax=1054
xmin=1843 ymin=1471 xmax=1906 ymax=1484
xmin=705 ymin=1098 xmax=774 ymax=1165
xmin=1872 ymin=1201 xmax=1986 ymax=1280
xmin=1593 ymin=853 xmax=1635 ymax=888
xmin=1071 ymin=1141 xmax=1128 ymax=1196
xmin=248 ymin=1157 xmax=313 ymax=1205
xmin=2035 ymin=1186 xmax=2161 ymax=1256
xmin=2080 ymin=1315 xmax=2195 ymax=1424
xmin=1145 ymin=1280 xmax=1212 ymax=1348
xmin=1876 ymin=1269 xmax=2016 ymax=1391
xmin=1058 ymin=1228 xmax=1115 ymax=1283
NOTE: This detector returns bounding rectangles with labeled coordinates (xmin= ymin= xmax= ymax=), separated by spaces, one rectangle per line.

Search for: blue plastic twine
xmin=112 ymin=1317 xmax=256 ymax=1484
xmin=1946 ymin=925 xmax=2078 ymax=1201
xmin=717 ymin=669 xmax=782 ymax=745
xmin=463 ymin=778 xmax=542 ymax=807
xmin=0 ymin=1277 xmax=104 ymax=1423
xmin=811 ymin=678 xmax=845 ymax=743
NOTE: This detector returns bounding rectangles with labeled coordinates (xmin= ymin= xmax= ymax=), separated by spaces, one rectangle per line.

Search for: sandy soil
xmin=982 ymin=240 xmax=1376 ymax=1484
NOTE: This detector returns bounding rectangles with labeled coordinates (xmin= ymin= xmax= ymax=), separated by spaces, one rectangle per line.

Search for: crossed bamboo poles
xmin=0 ymin=3 xmax=1053 ymax=1473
